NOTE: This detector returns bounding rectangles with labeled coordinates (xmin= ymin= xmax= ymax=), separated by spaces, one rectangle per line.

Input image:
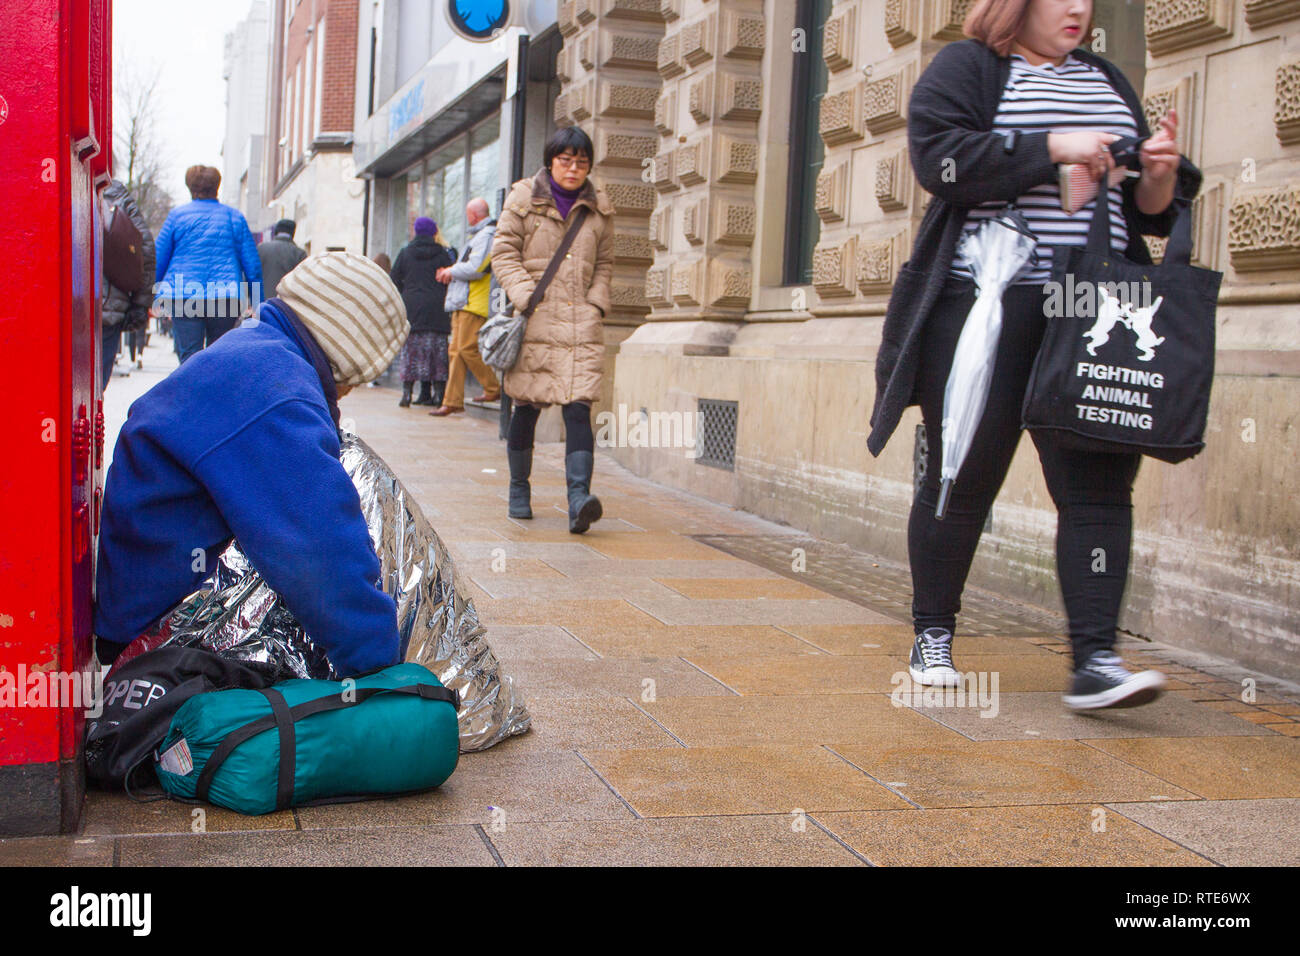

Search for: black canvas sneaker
xmin=908 ymin=628 xmax=960 ymax=687
xmin=1063 ymin=651 xmax=1165 ymax=710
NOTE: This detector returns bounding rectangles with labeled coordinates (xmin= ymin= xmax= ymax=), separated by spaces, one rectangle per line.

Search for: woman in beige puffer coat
xmin=491 ymin=128 xmax=614 ymax=533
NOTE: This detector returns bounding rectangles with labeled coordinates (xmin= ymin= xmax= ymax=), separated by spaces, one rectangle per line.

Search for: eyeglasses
xmin=553 ymin=155 xmax=591 ymax=171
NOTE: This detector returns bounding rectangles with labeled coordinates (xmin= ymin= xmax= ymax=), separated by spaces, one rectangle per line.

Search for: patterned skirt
xmin=399 ymin=331 xmax=449 ymax=382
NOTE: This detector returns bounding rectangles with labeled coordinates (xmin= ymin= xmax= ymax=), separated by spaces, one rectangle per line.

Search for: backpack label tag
xmin=158 ymin=738 xmax=193 ymax=776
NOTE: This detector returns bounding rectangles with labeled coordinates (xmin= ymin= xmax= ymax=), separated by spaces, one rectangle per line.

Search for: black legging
xmin=508 ymin=401 xmax=594 ymax=456
xmin=909 ymin=280 xmax=1141 ymax=669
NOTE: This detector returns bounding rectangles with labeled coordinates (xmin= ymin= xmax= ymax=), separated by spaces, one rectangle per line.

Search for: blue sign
xmin=388 ymin=79 xmax=426 ymax=140
xmin=448 ymin=0 xmax=511 ymax=40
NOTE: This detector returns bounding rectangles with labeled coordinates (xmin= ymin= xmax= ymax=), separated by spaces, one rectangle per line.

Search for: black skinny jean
xmin=508 ymin=402 xmax=595 ymax=456
xmin=910 ymin=280 xmax=1141 ymax=669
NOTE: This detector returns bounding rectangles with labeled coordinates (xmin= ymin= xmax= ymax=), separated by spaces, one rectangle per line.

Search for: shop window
xmin=389 ymin=115 xmax=503 ymax=258
xmin=783 ymin=0 xmax=832 ymax=287
xmin=441 ymin=159 xmax=466 ymax=250
xmin=423 ymin=136 xmax=468 ymax=250
xmin=405 ymin=168 xmax=422 ymax=242
xmin=388 ymin=178 xmax=408 ymax=254
xmin=468 ymin=115 xmax=501 ymax=221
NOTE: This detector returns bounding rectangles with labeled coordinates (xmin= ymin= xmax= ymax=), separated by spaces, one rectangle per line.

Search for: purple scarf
xmin=550 ymin=175 xmax=583 ymax=221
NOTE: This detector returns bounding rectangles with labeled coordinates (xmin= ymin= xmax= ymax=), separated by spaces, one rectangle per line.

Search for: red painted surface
xmin=0 ymin=0 xmax=110 ymax=786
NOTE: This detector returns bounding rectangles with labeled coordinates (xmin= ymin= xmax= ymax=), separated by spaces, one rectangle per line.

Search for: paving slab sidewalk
xmin=7 ymin=378 xmax=1298 ymax=866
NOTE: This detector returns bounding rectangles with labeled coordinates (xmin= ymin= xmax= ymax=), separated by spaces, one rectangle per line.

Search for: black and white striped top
xmin=950 ymin=53 xmax=1138 ymax=285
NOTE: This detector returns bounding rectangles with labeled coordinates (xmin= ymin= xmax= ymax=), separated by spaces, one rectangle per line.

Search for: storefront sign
xmin=388 ymin=79 xmax=426 ymax=140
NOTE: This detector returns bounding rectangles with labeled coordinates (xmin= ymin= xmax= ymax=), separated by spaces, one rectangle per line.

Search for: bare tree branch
xmin=113 ymin=63 xmax=175 ymax=234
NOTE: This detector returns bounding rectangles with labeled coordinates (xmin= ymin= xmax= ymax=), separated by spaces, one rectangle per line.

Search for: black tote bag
xmin=1021 ymin=195 xmax=1221 ymax=463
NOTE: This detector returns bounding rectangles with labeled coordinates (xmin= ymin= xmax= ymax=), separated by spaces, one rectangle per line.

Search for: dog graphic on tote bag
xmin=1085 ymin=288 xmax=1165 ymax=362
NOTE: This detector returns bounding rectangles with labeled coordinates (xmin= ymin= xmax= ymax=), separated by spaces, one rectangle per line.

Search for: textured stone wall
xmin=556 ymin=0 xmax=668 ymax=325
xmin=808 ymin=0 xmax=948 ymax=312
xmin=641 ymin=0 xmax=766 ymax=319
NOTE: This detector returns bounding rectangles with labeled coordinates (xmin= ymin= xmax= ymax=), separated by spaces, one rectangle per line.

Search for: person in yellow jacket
xmin=430 ymin=197 xmax=501 ymax=415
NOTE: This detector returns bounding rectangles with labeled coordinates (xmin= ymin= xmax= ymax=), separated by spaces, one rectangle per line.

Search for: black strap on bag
xmin=194 ymin=683 xmax=458 ymax=809
xmin=261 ymin=689 xmax=296 ymax=812
xmin=1086 ymin=169 xmax=1195 ymax=265
xmin=517 ymin=206 xmax=589 ymax=319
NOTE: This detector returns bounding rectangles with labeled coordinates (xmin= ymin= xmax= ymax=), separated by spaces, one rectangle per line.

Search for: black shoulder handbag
xmin=103 ymin=203 xmax=146 ymax=293
xmin=1021 ymin=191 xmax=1221 ymax=463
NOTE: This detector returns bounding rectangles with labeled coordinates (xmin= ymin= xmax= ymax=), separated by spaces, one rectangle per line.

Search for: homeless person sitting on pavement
xmin=93 ymin=251 xmax=409 ymax=679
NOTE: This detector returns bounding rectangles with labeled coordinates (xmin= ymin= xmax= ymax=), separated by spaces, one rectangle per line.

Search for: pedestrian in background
xmin=257 ymin=218 xmax=307 ymax=298
xmin=153 ymin=165 xmax=263 ymax=362
xmin=430 ymin=198 xmax=500 ymax=416
xmin=491 ymin=127 xmax=614 ymax=534
xmin=100 ymin=179 xmax=155 ymax=390
xmin=126 ymin=323 xmax=148 ymax=369
xmin=869 ymin=0 xmax=1195 ymax=709
xmin=390 ymin=217 xmax=456 ymax=408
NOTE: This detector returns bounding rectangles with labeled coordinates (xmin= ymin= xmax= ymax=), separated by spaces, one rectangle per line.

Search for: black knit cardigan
xmin=867 ymin=39 xmax=1203 ymax=457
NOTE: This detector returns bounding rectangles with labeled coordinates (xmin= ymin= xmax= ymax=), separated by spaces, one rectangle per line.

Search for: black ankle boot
xmin=399 ymin=382 xmax=413 ymax=407
xmin=432 ymin=381 xmax=446 ymax=407
xmin=565 ymin=451 xmax=602 ymax=534
xmin=413 ymin=381 xmax=435 ymax=405
xmin=507 ymin=447 xmax=533 ymax=519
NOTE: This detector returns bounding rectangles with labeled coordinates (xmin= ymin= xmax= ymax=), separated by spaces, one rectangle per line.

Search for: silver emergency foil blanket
xmin=138 ymin=434 xmax=531 ymax=752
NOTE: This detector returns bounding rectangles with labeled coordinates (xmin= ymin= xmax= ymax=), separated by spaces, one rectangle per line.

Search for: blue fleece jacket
xmin=154 ymin=199 xmax=264 ymax=304
xmin=93 ymin=304 xmax=399 ymax=677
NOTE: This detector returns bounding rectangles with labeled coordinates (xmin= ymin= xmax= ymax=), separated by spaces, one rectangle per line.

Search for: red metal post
xmin=0 ymin=0 xmax=111 ymax=834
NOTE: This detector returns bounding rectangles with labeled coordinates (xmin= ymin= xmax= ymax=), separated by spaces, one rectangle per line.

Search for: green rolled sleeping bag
xmin=154 ymin=662 xmax=460 ymax=815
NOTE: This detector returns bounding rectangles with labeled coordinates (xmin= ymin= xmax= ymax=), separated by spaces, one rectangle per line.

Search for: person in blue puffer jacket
xmin=153 ymin=164 xmax=264 ymax=362
xmin=95 ymin=252 xmax=409 ymax=677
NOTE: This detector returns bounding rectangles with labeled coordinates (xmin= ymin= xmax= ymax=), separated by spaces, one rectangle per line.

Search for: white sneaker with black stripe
xmin=908 ymin=628 xmax=961 ymax=687
xmin=1063 ymin=651 xmax=1165 ymax=710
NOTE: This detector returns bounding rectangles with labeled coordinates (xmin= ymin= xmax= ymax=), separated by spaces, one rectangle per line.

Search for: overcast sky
xmin=113 ymin=0 xmax=261 ymax=200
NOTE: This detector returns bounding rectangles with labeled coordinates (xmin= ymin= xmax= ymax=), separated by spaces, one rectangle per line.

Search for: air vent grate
xmin=696 ymin=399 xmax=738 ymax=470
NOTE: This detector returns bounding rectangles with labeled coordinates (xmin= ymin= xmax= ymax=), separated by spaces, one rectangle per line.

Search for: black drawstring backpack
xmin=84 ymin=646 xmax=281 ymax=794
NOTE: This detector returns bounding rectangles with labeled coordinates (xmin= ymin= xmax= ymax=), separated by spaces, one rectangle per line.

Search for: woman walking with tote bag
xmin=491 ymin=128 xmax=615 ymax=534
xmin=870 ymin=0 xmax=1202 ymax=709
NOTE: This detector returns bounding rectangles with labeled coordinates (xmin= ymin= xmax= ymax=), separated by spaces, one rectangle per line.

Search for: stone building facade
xmin=555 ymin=0 xmax=1300 ymax=683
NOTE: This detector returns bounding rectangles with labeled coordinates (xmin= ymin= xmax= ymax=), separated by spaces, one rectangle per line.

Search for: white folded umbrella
xmin=936 ymin=206 xmax=1038 ymax=520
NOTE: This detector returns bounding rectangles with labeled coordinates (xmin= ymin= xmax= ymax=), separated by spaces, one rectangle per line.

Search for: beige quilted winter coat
xmin=491 ymin=168 xmax=614 ymax=406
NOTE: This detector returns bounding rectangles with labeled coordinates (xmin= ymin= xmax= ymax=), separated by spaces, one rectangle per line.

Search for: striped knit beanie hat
xmin=276 ymin=251 xmax=408 ymax=385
